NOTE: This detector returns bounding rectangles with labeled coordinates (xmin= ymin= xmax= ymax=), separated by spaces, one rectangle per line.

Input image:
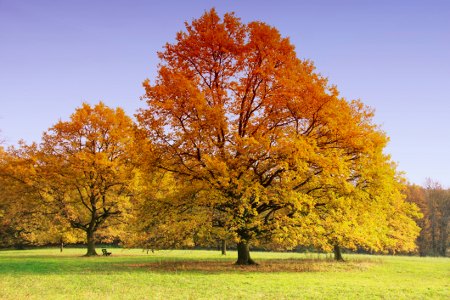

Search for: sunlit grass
xmin=0 ymin=248 xmax=448 ymax=299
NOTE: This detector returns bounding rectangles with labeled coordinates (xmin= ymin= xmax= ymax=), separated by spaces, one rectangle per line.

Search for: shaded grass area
xmin=122 ymin=259 xmax=376 ymax=273
xmin=0 ymin=248 xmax=448 ymax=299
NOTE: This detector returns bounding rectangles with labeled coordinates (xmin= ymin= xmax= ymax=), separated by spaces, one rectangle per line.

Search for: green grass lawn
xmin=0 ymin=248 xmax=448 ymax=299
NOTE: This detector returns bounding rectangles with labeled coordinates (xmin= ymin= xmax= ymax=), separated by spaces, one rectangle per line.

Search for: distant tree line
xmin=406 ymin=182 xmax=449 ymax=256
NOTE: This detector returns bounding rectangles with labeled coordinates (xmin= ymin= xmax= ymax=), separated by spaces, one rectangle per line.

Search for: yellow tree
xmin=0 ymin=147 xmax=32 ymax=248
xmin=10 ymin=102 xmax=141 ymax=255
xmin=125 ymin=166 xmax=237 ymax=254
xmin=124 ymin=168 xmax=213 ymax=251
xmin=137 ymin=9 xmax=402 ymax=264
xmin=307 ymin=154 xmax=421 ymax=260
xmin=405 ymin=184 xmax=429 ymax=255
xmin=1 ymin=146 xmax=81 ymax=249
xmin=0 ymin=146 xmax=40 ymax=248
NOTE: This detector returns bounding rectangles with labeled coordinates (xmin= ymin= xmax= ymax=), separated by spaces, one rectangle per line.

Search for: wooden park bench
xmin=102 ymin=248 xmax=112 ymax=256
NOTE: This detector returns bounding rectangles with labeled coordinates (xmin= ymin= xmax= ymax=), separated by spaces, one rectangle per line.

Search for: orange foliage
xmin=137 ymin=9 xmax=419 ymax=262
xmin=1 ymin=103 xmax=141 ymax=255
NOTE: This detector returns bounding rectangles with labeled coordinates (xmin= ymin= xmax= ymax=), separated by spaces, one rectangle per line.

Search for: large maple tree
xmin=137 ymin=9 xmax=419 ymax=264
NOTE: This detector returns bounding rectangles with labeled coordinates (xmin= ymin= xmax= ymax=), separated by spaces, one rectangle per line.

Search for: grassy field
xmin=0 ymin=248 xmax=448 ymax=299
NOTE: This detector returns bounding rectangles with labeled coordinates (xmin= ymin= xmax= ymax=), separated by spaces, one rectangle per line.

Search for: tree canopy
xmin=137 ymin=9 xmax=420 ymax=264
xmin=1 ymin=103 xmax=141 ymax=255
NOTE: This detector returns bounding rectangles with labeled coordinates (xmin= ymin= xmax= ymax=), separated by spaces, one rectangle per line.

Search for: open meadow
xmin=0 ymin=248 xmax=448 ymax=299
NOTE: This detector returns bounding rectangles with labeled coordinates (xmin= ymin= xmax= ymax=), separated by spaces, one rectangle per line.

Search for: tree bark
xmin=221 ymin=239 xmax=227 ymax=256
xmin=60 ymin=238 xmax=64 ymax=253
xmin=85 ymin=229 xmax=97 ymax=256
xmin=333 ymin=245 xmax=344 ymax=261
xmin=235 ymin=242 xmax=257 ymax=265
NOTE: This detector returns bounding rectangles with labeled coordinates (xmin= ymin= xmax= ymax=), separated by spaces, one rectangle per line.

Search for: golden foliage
xmin=137 ymin=9 xmax=420 ymax=257
xmin=1 ymin=103 xmax=141 ymax=253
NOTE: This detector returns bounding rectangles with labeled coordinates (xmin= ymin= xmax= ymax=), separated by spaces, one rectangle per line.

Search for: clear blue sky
xmin=1 ymin=0 xmax=449 ymax=187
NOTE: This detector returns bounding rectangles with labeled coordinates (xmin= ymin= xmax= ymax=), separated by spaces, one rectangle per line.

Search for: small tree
xmin=5 ymin=103 xmax=140 ymax=255
xmin=125 ymin=170 xmax=210 ymax=250
xmin=0 ymin=147 xmax=40 ymax=249
xmin=405 ymin=184 xmax=429 ymax=256
xmin=312 ymin=156 xmax=421 ymax=261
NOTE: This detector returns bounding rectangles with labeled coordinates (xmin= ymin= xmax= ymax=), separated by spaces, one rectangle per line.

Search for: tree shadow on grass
xmin=0 ymin=254 xmax=378 ymax=275
xmin=121 ymin=259 xmax=377 ymax=274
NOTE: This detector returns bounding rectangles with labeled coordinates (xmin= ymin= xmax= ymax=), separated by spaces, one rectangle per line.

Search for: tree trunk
xmin=235 ymin=242 xmax=257 ymax=265
xmin=439 ymin=219 xmax=447 ymax=256
xmin=431 ymin=215 xmax=437 ymax=255
xmin=333 ymin=245 xmax=344 ymax=261
xmin=60 ymin=238 xmax=64 ymax=253
xmin=85 ymin=230 xmax=97 ymax=256
xmin=14 ymin=243 xmax=25 ymax=250
xmin=221 ymin=239 xmax=227 ymax=255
